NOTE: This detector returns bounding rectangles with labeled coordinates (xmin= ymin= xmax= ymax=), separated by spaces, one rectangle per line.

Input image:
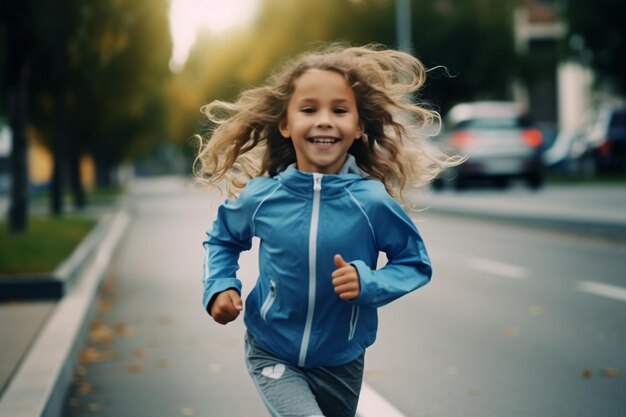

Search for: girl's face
xmin=279 ymin=69 xmax=363 ymax=175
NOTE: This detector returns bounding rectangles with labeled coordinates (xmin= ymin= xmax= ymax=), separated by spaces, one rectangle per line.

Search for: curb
xmin=0 ymin=213 xmax=111 ymax=301
xmin=426 ymin=205 xmax=626 ymax=242
xmin=0 ymin=209 xmax=131 ymax=417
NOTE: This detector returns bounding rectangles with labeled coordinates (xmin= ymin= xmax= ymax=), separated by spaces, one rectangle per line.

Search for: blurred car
xmin=544 ymin=103 xmax=626 ymax=176
xmin=580 ymin=103 xmax=626 ymax=173
xmin=542 ymin=125 xmax=601 ymax=177
xmin=433 ymin=101 xmax=544 ymax=190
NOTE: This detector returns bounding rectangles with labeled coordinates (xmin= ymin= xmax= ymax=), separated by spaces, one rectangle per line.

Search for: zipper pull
xmin=313 ymin=173 xmax=322 ymax=191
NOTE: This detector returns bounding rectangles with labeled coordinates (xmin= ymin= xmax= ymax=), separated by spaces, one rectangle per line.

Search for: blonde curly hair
xmin=193 ymin=43 xmax=461 ymax=200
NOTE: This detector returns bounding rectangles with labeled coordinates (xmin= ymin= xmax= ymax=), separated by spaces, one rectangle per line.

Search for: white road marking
xmin=468 ymin=257 xmax=527 ymax=279
xmin=357 ymin=382 xmax=407 ymax=417
xmin=576 ymin=281 xmax=626 ymax=302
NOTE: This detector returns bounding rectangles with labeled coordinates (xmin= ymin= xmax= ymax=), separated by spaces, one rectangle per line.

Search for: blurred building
xmin=513 ymin=0 xmax=593 ymax=134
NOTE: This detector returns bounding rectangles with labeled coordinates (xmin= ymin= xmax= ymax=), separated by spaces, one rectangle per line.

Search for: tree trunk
xmin=69 ymin=145 xmax=86 ymax=210
xmin=95 ymin=154 xmax=113 ymax=188
xmin=50 ymin=91 xmax=67 ymax=216
xmin=7 ymin=63 xmax=30 ymax=233
xmin=4 ymin=0 xmax=34 ymax=234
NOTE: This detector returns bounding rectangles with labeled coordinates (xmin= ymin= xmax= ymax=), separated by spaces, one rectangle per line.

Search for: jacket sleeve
xmin=202 ymin=186 xmax=257 ymax=312
xmin=350 ymin=193 xmax=432 ymax=308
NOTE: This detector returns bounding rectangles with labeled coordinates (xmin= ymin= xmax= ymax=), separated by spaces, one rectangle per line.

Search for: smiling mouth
xmin=308 ymin=137 xmax=339 ymax=145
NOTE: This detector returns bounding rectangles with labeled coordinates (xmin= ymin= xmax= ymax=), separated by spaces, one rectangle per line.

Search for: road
xmin=367 ymin=213 xmax=626 ymax=417
xmin=62 ymin=177 xmax=626 ymax=417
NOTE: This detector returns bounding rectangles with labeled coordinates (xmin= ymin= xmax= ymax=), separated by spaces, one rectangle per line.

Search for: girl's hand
xmin=332 ymin=254 xmax=360 ymax=300
xmin=209 ymin=289 xmax=243 ymax=325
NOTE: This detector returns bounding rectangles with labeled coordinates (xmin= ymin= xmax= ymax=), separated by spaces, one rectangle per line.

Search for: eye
xmin=301 ymin=107 xmax=316 ymax=114
xmin=334 ymin=107 xmax=348 ymax=114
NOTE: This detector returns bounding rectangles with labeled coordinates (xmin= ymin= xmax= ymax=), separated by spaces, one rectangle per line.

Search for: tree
xmin=1 ymin=0 xmax=172 ymax=222
xmin=173 ymin=0 xmax=520 ymax=121
xmin=562 ymin=0 xmax=626 ymax=95
xmin=80 ymin=0 xmax=172 ymax=187
xmin=1 ymin=1 xmax=34 ymax=232
xmin=27 ymin=0 xmax=172 ymax=214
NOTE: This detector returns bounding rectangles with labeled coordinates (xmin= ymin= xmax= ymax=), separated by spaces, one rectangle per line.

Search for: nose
xmin=315 ymin=110 xmax=332 ymax=128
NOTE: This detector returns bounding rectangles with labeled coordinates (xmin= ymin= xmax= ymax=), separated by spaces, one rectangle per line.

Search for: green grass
xmin=88 ymin=185 xmax=125 ymax=204
xmin=32 ymin=185 xmax=125 ymax=206
xmin=0 ymin=216 xmax=97 ymax=274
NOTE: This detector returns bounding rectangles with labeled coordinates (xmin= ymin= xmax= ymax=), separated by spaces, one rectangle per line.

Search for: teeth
xmin=311 ymin=138 xmax=337 ymax=145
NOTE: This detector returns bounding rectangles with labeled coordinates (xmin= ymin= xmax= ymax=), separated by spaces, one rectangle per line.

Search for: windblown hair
xmin=193 ymin=43 xmax=462 ymax=200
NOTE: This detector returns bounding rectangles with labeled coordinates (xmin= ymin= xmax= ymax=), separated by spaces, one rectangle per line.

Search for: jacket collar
xmin=277 ymin=155 xmax=366 ymax=198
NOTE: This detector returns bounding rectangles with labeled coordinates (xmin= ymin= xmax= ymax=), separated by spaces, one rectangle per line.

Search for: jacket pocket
xmin=260 ymin=279 xmax=277 ymax=322
xmin=348 ymin=305 xmax=359 ymax=341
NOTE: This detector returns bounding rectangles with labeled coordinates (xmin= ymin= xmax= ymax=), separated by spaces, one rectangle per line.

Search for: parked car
xmin=543 ymin=103 xmax=626 ymax=177
xmin=433 ymin=101 xmax=544 ymax=190
xmin=580 ymin=103 xmax=626 ymax=173
xmin=543 ymin=126 xmax=591 ymax=175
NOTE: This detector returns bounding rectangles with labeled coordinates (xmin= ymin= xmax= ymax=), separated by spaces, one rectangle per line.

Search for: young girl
xmin=195 ymin=43 xmax=459 ymax=417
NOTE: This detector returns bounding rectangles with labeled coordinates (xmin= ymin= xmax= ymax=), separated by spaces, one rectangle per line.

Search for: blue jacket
xmin=203 ymin=156 xmax=432 ymax=367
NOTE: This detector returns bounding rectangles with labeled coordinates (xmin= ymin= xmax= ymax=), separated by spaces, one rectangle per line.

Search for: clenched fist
xmin=209 ymin=289 xmax=243 ymax=325
xmin=331 ymin=254 xmax=360 ymax=300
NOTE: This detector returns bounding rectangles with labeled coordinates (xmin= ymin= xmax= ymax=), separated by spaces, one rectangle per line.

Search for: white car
xmin=433 ymin=101 xmax=544 ymax=190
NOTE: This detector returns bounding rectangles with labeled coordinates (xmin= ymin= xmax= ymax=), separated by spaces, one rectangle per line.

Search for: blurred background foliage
xmin=1 ymin=0 xmax=625 ymax=231
xmin=173 ymin=0 xmax=520 ymax=145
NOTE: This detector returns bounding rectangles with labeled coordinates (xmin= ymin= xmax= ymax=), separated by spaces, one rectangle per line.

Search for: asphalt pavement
xmin=0 ymin=178 xmax=624 ymax=417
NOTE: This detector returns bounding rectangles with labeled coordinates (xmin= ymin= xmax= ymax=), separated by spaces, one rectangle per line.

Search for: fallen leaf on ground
xmin=504 ymin=326 xmax=521 ymax=337
xmin=114 ymin=323 xmax=135 ymax=337
xmin=125 ymin=363 xmax=142 ymax=373
xmin=98 ymin=297 xmax=113 ymax=313
xmin=80 ymin=347 xmax=102 ymax=363
xmin=89 ymin=321 xmax=114 ymax=344
xmin=101 ymin=276 xmax=116 ymax=293
xmin=601 ymin=368 xmax=621 ymax=377
xmin=134 ymin=348 xmax=147 ymax=359
xmin=180 ymin=408 xmax=196 ymax=416
xmin=157 ymin=315 xmax=173 ymax=325
xmin=80 ymin=347 xmax=115 ymax=363
xmin=581 ymin=368 xmax=592 ymax=378
xmin=528 ymin=304 xmax=544 ymax=316
xmin=78 ymin=382 xmax=93 ymax=395
xmin=86 ymin=402 xmax=103 ymax=412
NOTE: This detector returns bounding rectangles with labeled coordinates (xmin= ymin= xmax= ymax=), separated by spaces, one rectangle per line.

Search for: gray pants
xmin=244 ymin=333 xmax=364 ymax=417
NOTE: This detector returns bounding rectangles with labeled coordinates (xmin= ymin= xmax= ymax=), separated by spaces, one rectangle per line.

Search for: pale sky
xmin=168 ymin=0 xmax=260 ymax=72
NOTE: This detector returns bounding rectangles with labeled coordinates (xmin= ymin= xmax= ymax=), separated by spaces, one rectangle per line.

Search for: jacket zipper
xmin=298 ymin=173 xmax=322 ymax=366
xmin=348 ymin=305 xmax=359 ymax=341
xmin=260 ymin=279 xmax=276 ymax=322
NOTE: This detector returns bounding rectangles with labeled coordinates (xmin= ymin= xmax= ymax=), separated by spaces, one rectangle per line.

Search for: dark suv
xmin=587 ymin=105 xmax=626 ymax=172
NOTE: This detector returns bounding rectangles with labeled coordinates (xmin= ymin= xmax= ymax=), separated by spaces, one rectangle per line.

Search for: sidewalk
xmin=410 ymin=183 xmax=626 ymax=241
xmin=0 ymin=180 xmax=625 ymax=417
xmin=0 ymin=206 xmax=130 ymax=417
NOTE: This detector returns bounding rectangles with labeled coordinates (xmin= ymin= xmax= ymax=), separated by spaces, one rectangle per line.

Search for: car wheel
xmin=577 ymin=152 xmax=597 ymax=178
xmin=495 ymin=177 xmax=509 ymax=189
xmin=526 ymin=173 xmax=543 ymax=190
